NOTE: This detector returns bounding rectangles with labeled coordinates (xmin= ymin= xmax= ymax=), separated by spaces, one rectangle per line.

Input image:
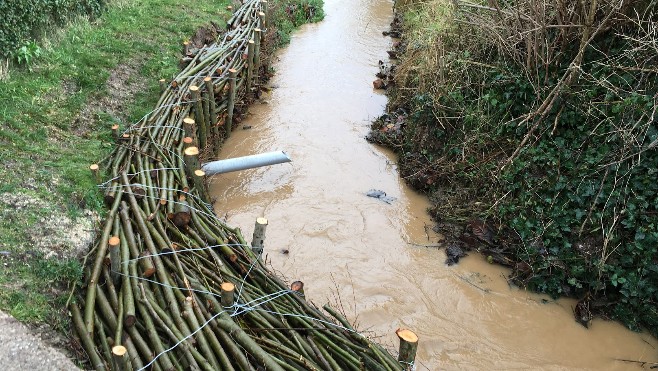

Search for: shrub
xmin=376 ymin=0 xmax=658 ymax=336
xmin=0 ymin=0 xmax=106 ymax=60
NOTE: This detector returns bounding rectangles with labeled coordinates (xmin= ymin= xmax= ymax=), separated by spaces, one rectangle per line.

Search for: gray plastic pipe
xmin=201 ymin=151 xmax=291 ymax=176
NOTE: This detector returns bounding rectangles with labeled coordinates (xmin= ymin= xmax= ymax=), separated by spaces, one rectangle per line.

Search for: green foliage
xmin=269 ymin=0 xmax=324 ymax=45
xmin=380 ymin=0 xmax=658 ymax=336
xmin=475 ymin=39 xmax=656 ymax=334
xmin=0 ymin=0 xmax=106 ymax=60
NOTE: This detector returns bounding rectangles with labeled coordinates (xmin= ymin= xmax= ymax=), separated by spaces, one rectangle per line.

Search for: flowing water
xmin=209 ymin=0 xmax=658 ymax=369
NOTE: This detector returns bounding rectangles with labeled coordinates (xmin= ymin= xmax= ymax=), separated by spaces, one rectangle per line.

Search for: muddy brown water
xmin=209 ymin=0 xmax=658 ymax=369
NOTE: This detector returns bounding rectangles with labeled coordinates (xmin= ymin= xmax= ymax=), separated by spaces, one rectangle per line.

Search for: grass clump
xmin=373 ymin=0 xmax=658 ymax=336
xmin=268 ymin=0 xmax=324 ymax=45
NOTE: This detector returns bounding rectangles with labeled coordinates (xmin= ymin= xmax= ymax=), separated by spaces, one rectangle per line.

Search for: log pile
xmin=72 ymin=0 xmax=405 ymax=370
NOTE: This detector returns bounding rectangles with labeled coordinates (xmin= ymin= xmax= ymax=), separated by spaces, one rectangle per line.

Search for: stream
xmin=209 ymin=0 xmax=658 ymax=369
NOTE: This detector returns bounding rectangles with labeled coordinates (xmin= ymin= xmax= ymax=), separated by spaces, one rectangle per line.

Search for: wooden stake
xmin=173 ymin=195 xmax=191 ymax=228
xmin=254 ymin=29 xmax=262 ymax=77
xmin=111 ymin=124 xmax=120 ymax=140
xmin=183 ymin=146 xmax=201 ymax=179
xmin=203 ymin=76 xmax=219 ymax=156
xmin=183 ymin=117 xmax=197 ymax=145
xmin=226 ymin=68 xmax=238 ymax=136
xmin=258 ymin=11 xmax=266 ymax=31
xmin=251 ymin=217 xmax=268 ymax=255
xmin=193 ymin=169 xmax=209 ymax=203
xmin=396 ymin=328 xmax=419 ymax=368
xmin=104 ymin=181 xmax=118 ymax=206
xmin=112 ymin=345 xmax=128 ymax=371
xmin=183 ymin=41 xmax=190 ymax=56
xmin=159 ymin=79 xmax=166 ymax=93
xmin=189 ymin=86 xmax=207 ymax=149
xmin=201 ymin=81 xmax=212 ymax=144
xmin=183 ymin=136 xmax=194 ymax=149
xmin=109 ymin=236 xmax=121 ymax=287
xmin=221 ymin=282 xmax=235 ymax=308
xmin=246 ymin=40 xmax=255 ymax=92
xmin=89 ymin=164 xmax=101 ymax=185
xmin=139 ymin=251 xmax=156 ymax=278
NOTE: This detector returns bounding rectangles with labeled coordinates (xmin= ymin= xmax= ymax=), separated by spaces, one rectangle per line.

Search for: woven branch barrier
xmin=72 ymin=1 xmax=409 ymax=370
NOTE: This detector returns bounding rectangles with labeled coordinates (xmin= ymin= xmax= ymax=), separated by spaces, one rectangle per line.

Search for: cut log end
xmin=256 ymin=217 xmax=268 ymax=225
xmin=203 ymin=76 xmax=212 ymax=82
xmin=189 ymin=85 xmax=199 ymax=92
xmin=396 ymin=328 xmax=418 ymax=343
xmin=173 ymin=212 xmax=191 ymax=228
xmin=132 ymin=186 xmax=146 ymax=200
xmin=108 ymin=236 xmax=120 ymax=247
xmin=291 ymin=281 xmax=304 ymax=293
xmin=112 ymin=345 xmax=127 ymax=357
xmin=90 ymin=164 xmax=99 ymax=171
xmin=183 ymin=117 xmax=195 ymax=125
xmin=220 ymin=282 xmax=235 ymax=307
xmin=221 ymin=282 xmax=235 ymax=292
xmin=194 ymin=169 xmax=206 ymax=177
xmin=142 ymin=267 xmax=156 ymax=277
xmin=184 ymin=146 xmax=200 ymax=156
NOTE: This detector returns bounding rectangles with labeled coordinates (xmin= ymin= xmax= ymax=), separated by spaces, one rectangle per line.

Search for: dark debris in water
xmin=445 ymin=245 xmax=467 ymax=266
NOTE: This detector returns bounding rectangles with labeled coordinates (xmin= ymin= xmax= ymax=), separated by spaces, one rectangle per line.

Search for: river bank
xmin=370 ymin=0 xmax=658 ymax=348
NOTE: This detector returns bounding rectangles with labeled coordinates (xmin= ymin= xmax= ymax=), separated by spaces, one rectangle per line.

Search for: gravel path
xmin=0 ymin=310 xmax=78 ymax=370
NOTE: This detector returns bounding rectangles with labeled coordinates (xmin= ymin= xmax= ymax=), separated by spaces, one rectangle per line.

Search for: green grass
xmin=0 ymin=0 xmax=232 ymax=329
xmin=0 ymin=256 xmax=82 ymax=329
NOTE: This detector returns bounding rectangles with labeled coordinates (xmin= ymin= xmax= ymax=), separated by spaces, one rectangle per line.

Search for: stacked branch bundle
xmin=74 ymin=0 xmax=410 ymax=370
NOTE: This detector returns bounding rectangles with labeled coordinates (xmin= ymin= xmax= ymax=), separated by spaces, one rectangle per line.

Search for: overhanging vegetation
xmin=372 ymin=0 xmax=657 ymax=336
